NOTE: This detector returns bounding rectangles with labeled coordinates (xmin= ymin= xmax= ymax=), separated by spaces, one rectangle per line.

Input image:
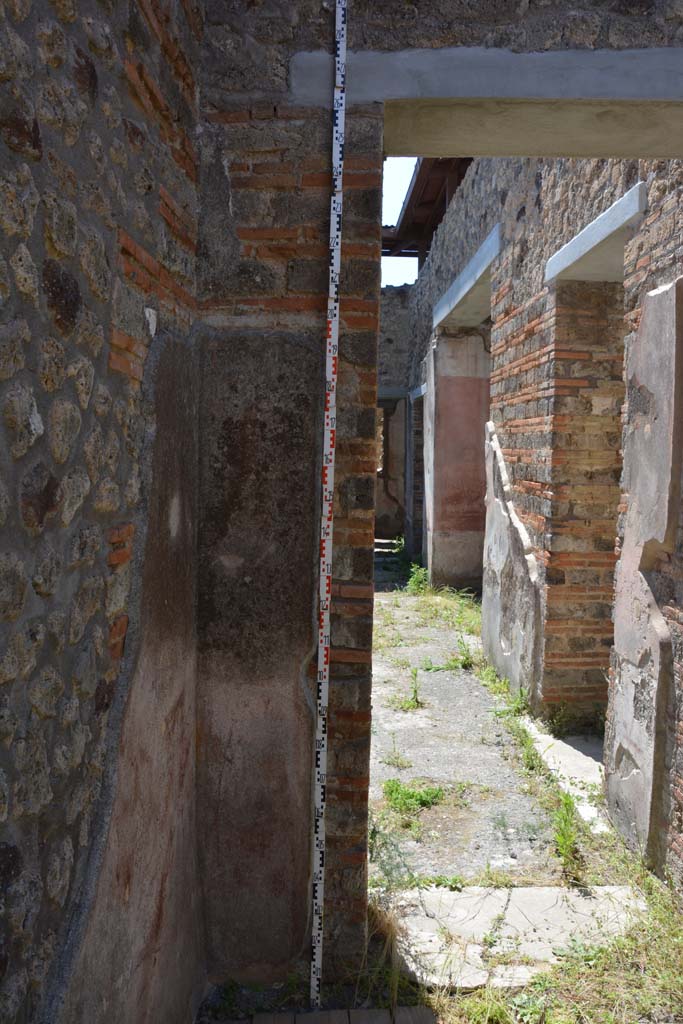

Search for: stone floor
xmin=370 ymin=545 xmax=644 ymax=991
xmin=371 ymin=596 xmax=560 ymax=883
xmin=232 ymin=1010 xmax=434 ymax=1024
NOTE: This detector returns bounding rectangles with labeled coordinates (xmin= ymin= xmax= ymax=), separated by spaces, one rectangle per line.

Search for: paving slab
xmin=393 ymin=1006 xmax=436 ymax=1024
xmin=295 ymin=1012 xmax=349 ymax=1024
xmin=349 ymin=1011 xmax=391 ymax=1024
xmin=393 ymin=884 xmax=645 ymax=990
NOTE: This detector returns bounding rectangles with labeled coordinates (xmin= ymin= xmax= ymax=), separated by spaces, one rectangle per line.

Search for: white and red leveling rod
xmin=311 ymin=0 xmax=348 ymax=1007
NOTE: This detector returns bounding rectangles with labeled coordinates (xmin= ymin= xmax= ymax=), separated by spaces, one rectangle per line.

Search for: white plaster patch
xmin=218 ymin=553 xmax=245 ymax=573
xmin=168 ymin=493 xmax=181 ymax=539
xmin=144 ymin=306 xmax=157 ymax=337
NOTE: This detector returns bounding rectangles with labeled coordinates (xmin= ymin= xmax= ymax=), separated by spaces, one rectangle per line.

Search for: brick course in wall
xmin=196 ymin=92 xmax=382 ymax=979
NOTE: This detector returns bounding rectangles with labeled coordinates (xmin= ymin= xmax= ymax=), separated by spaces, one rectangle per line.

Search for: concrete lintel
xmin=544 ymin=182 xmax=647 ymax=284
xmin=378 ymin=387 xmax=408 ymax=401
xmin=432 ymin=225 xmax=501 ymax=330
xmin=290 ymin=47 xmax=683 ymax=108
xmin=409 ymin=383 xmax=427 ymax=402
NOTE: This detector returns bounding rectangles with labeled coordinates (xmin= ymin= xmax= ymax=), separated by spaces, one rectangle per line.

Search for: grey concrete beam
xmin=409 ymin=382 xmax=427 ymax=402
xmin=378 ymin=387 xmax=408 ymax=401
xmin=291 ymin=46 xmax=683 ymax=157
xmin=545 ymin=182 xmax=647 ymax=283
xmin=290 ymin=47 xmax=683 ymax=107
xmin=432 ymin=225 xmax=501 ymax=330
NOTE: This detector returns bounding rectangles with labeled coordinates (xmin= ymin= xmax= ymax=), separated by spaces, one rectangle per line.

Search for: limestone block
xmin=0 ymin=164 xmax=39 ymax=237
xmin=32 ymin=540 xmax=62 ymax=597
xmin=67 ymin=355 xmax=94 ymax=408
xmin=46 ymin=836 xmax=73 ymax=906
xmin=72 ymin=638 xmax=97 ymax=698
xmin=83 ymin=422 xmax=104 ymax=482
xmin=0 ymin=22 xmax=31 ymax=81
xmin=12 ymin=728 xmax=52 ymax=815
xmin=0 ymin=475 xmax=9 ymax=525
xmin=75 ymin=307 xmax=103 ymax=355
xmin=36 ymin=21 xmax=68 ymax=67
xmin=67 ymin=524 xmax=101 ymax=569
xmin=58 ymin=466 xmax=90 ymax=526
xmin=0 ymin=697 xmax=18 ymax=745
xmin=5 ymin=0 xmax=32 ymax=21
xmin=37 ymin=78 xmax=87 ymax=145
xmin=43 ymin=191 xmax=77 ymax=257
xmin=93 ymin=476 xmax=119 ymax=514
xmin=0 ymin=258 xmax=10 ymax=304
xmin=0 ymin=319 xmax=29 ymax=380
xmin=105 ymin=563 xmax=130 ymax=620
xmin=47 ymin=397 xmax=81 ymax=463
xmin=47 ymin=609 xmax=66 ymax=652
xmin=3 ymin=381 xmax=43 ymax=457
xmin=54 ymin=720 xmax=90 ymax=776
xmin=0 ymin=620 xmax=46 ymax=682
xmin=10 ymin=243 xmax=38 ymax=302
xmin=79 ymin=229 xmax=110 ymax=300
xmin=19 ymin=460 xmax=60 ymax=533
xmin=69 ymin=576 xmax=103 ymax=644
xmin=38 ymin=336 xmax=66 ymax=391
xmin=28 ymin=665 xmax=64 ymax=718
xmin=606 ymin=277 xmax=683 ymax=866
xmin=92 ymin=382 xmax=111 ymax=417
xmin=81 ymin=17 xmax=118 ymax=66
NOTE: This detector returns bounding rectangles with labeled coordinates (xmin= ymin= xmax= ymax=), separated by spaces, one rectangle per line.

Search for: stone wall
xmin=379 ymin=284 xmax=412 ymax=395
xmin=611 ymin=183 xmax=683 ymax=884
xmin=4 ymin=2 xmax=683 ymax=1020
xmin=0 ymin=0 xmax=204 ymax=1020
xmin=403 ymin=153 xmax=683 ymax=874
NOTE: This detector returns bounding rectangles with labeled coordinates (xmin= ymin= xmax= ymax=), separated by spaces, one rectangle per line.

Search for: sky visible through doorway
xmin=382 ymin=157 xmax=418 ymax=287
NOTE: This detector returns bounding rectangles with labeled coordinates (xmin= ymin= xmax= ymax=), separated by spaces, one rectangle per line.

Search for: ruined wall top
xmin=201 ymin=1 xmax=683 ymax=109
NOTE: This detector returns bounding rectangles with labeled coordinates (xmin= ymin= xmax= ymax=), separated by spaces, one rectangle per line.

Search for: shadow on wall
xmin=376 ymin=400 xmax=406 ymax=539
xmin=49 ymin=338 xmax=205 ymax=1024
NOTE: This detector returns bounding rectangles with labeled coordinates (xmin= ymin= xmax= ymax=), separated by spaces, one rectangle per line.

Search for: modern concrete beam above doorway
xmin=290 ymin=47 xmax=683 ymax=158
xmin=432 ymin=225 xmax=501 ymax=330
xmin=545 ymin=182 xmax=647 ymax=284
xmin=291 ymin=47 xmax=683 ymax=107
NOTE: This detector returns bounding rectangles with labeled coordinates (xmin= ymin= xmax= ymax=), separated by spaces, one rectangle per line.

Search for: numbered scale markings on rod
xmin=311 ymin=0 xmax=347 ymax=1007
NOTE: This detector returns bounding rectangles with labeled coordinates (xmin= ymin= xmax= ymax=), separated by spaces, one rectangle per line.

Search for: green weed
xmin=553 ymin=791 xmax=582 ymax=879
xmin=389 ymin=667 xmax=425 ymax=711
xmin=405 ymin=563 xmax=430 ymax=594
xmin=381 ymin=734 xmax=413 ymax=770
xmin=383 ymin=778 xmax=444 ymax=826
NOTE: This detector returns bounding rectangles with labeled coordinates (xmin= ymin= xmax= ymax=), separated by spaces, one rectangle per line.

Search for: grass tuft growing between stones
xmin=383 ymin=778 xmax=444 ymax=821
xmin=389 ymin=666 xmax=426 ymax=711
xmin=401 ymin=564 xmax=483 ymax=637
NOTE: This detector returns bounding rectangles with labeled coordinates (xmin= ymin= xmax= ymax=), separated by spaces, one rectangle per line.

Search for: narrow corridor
xmin=369 ymin=545 xmax=643 ymax=992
